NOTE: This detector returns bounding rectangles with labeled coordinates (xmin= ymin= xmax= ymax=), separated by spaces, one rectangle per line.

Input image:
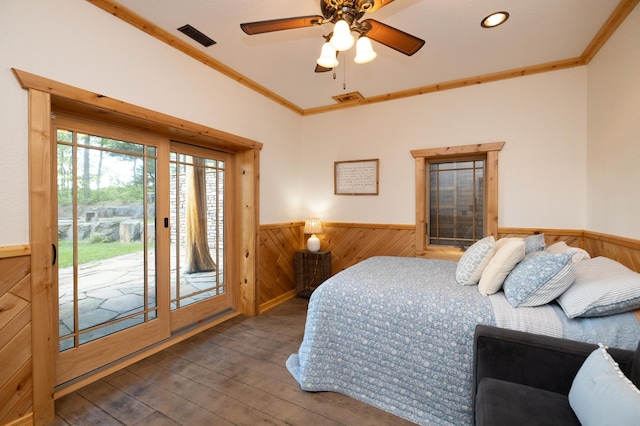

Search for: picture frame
xmin=334 ymin=159 xmax=379 ymax=195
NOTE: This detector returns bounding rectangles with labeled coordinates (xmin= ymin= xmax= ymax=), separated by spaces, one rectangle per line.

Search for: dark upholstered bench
xmin=472 ymin=325 xmax=640 ymax=426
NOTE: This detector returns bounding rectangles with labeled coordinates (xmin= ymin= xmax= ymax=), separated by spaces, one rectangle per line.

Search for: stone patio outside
xmin=58 ymin=249 xmax=221 ymax=349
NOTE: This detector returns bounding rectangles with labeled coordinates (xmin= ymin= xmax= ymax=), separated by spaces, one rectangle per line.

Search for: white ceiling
xmin=111 ymin=0 xmax=621 ymax=111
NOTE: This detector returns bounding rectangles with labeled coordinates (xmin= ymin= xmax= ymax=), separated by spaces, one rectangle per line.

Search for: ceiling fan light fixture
xmin=481 ymin=11 xmax=509 ymax=28
xmin=330 ymin=19 xmax=355 ymax=51
xmin=317 ymin=42 xmax=339 ymax=68
xmin=354 ymin=36 xmax=377 ymax=64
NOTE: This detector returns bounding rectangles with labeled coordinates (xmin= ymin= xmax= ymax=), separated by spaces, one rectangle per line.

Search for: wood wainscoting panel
xmin=584 ymin=231 xmax=640 ymax=273
xmin=0 ymin=254 xmax=33 ymax=425
xmin=258 ymin=222 xmax=416 ymax=309
xmin=258 ymin=223 xmax=301 ymax=307
xmin=315 ymin=223 xmax=416 ymax=274
xmin=257 ymin=223 xmax=640 ymax=309
xmin=498 ymin=227 xmax=585 ymax=248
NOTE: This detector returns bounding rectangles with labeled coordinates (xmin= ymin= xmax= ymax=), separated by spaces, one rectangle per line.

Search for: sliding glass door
xmin=52 ymin=116 xmax=233 ymax=385
xmin=169 ymin=142 xmax=232 ymax=331
xmin=54 ymin=117 xmax=170 ymax=384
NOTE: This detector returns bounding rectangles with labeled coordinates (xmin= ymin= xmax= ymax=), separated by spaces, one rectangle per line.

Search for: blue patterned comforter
xmin=286 ymin=256 xmax=640 ymax=425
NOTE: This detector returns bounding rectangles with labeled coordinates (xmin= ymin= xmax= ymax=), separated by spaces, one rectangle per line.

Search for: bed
xmin=286 ymin=250 xmax=640 ymax=425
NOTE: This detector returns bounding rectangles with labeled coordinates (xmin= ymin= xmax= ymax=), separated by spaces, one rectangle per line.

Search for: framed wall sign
xmin=334 ymin=159 xmax=379 ymax=195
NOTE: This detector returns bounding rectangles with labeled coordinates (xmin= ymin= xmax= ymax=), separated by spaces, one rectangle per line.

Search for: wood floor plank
xmin=55 ymin=298 xmax=413 ymax=425
xmin=76 ymin=380 xmax=155 ymax=425
xmin=55 ymin=392 xmax=122 ymax=425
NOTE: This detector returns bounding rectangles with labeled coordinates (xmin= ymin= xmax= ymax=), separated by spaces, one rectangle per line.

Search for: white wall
xmin=300 ymin=68 xmax=588 ymax=229
xmin=586 ymin=4 xmax=640 ymax=239
xmin=1 ymin=0 xmax=637 ymax=246
xmin=0 ymin=0 xmax=303 ymax=246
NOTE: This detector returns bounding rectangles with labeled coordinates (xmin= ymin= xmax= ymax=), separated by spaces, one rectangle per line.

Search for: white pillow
xmin=546 ymin=241 xmax=591 ymax=263
xmin=478 ymin=238 xmax=526 ymax=296
xmin=557 ymin=256 xmax=640 ymax=318
xmin=455 ymin=236 xmax=496 ymax=286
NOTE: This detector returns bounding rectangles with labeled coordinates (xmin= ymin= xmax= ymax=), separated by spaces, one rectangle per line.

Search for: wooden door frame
xmin=14 ymin=68 xmax=262 ymax=425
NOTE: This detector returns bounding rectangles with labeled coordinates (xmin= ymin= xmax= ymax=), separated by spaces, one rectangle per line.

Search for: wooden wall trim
xmin=499 ymin=227 xmax=585 ymax=239
xmin=259 ymin=222 xmax=301 ymax=230
xmin=581 ymin=0 xmax=640 ymax=64
xmin=259 ymin=223 xmax=640 ymax=310
xmin=237 ymin=149 xmax=260 ymax=316
xmin=584 ymin=230 xmax=640 ymax=250
xmin=86 ymin=1 xmax=636 ymax=116
xmin=85 ymin=0 xmax=304 ymax=116
xmin=3 ymin=413 xmax=33 ymax=426
xmin=303 ymin=59 xmax=584 ymax=115
xmin=259 ymin=290 xmax=297 ymax=314
xmin=0 ymin=245 xmax=30 ymax=259
xmin=14 ymin=70 xmax=263 ymax=423
xmin=11 ymin=69 xmax=263 ymax=153
xmin=27 ymin=88 xmax=56 ymax=426
xmin=321 ymin=222 xmax=416 ymax=230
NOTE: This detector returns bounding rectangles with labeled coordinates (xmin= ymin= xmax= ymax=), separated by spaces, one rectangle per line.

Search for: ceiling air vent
xmin=177 ymin=24 xmax=216 ymax=47
xmin=332 ymin=91 xmax=364 ymax=103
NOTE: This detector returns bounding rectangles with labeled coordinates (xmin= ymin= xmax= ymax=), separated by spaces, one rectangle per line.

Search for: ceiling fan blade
xmin=240 ymin=15 xmax=324 ymax=35
xmin=368 ymin=0 xmax=395 ymax=13
xmin=362 ymin=19 xmax=425 ymax=56
xmin=315 ymin=64 xmax=333 ymax=73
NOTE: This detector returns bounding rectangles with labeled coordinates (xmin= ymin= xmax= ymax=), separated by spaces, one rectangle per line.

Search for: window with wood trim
xmin=429 ymin=159 xmax=485 ymax=247
xmin=411 ymin=142 xmax=504 ymax=260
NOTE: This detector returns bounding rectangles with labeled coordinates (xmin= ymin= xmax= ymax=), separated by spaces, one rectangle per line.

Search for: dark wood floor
xmin=51 ymin=297 xmax=414 ymax=425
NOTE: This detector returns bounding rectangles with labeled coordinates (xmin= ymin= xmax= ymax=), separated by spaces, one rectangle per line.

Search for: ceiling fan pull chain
xmin=343 ymin=57 xmax=347 ymax=90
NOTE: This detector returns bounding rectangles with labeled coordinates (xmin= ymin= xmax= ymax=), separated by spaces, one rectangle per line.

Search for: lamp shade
xmin=304 ymin=218 xmax=323 ymax=252
xmin=354 ymin=36 xmax=377 ymax=64
xmin=304 ymin=218 xmax=323 ymax=235
xmin=317 ymin=42 xmax=339 ymax=68
xmin=330 ymin=20 xmax=355 ymax=51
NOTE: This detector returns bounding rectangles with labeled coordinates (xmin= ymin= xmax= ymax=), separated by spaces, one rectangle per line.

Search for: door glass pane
xmin=170 ymin=152 xmax=225 ymax=310
xmin=57 ymin=130 xmax=157 ymax=351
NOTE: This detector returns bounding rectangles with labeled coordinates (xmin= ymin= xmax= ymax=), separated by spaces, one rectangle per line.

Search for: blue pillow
xmin=524 ymin=233 xmax=546 ymax=254
xmin=569 ymin=344 xmax=640 ymax=426
xmin=455 ymin=236 xmax=496 ymax=286
xmin=503 ymin=251 xmax=574 ymax=307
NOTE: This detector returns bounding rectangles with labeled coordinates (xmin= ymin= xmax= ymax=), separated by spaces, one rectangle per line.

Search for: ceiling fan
xmin=240 ymin=0 xmax=425 ymax=72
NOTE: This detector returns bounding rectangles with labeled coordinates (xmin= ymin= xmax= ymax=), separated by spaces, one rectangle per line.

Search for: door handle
xmin=52 ymin=243 xmax=57 ymax=266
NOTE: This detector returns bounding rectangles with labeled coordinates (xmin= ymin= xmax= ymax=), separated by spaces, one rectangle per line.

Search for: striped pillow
xmin=557 ymin=256 xmax=640 ymax=318
xmin=503 ymin=251 xmax=575 ymax=307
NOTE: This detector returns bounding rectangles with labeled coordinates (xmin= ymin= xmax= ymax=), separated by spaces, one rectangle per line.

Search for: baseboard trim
xmin=3 ymin=413 xmax=33 ymax=426
xmin=260 ymin=289 xmax=297 ymax=314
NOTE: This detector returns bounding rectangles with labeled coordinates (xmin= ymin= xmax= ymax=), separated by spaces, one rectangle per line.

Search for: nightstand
xmin=294 ymin=250 xmax=332 ymax=298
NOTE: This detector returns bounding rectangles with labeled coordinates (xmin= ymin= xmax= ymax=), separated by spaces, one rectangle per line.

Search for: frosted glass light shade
xmin=330 ymin=20 xmax=355 ymax=51
xmin=354 ymin=36 xmax=377 ymax=64
xmin=317 ymin=42 xmax=339 ymax=68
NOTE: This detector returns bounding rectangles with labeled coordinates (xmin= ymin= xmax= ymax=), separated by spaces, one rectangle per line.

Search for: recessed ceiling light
xmin=481 ymin=11 xmax=509 ymax=28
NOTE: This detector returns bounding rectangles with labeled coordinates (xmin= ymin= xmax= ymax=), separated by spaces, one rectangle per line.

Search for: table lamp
xmin=304 ymin=218 xmax=323 ymax=252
